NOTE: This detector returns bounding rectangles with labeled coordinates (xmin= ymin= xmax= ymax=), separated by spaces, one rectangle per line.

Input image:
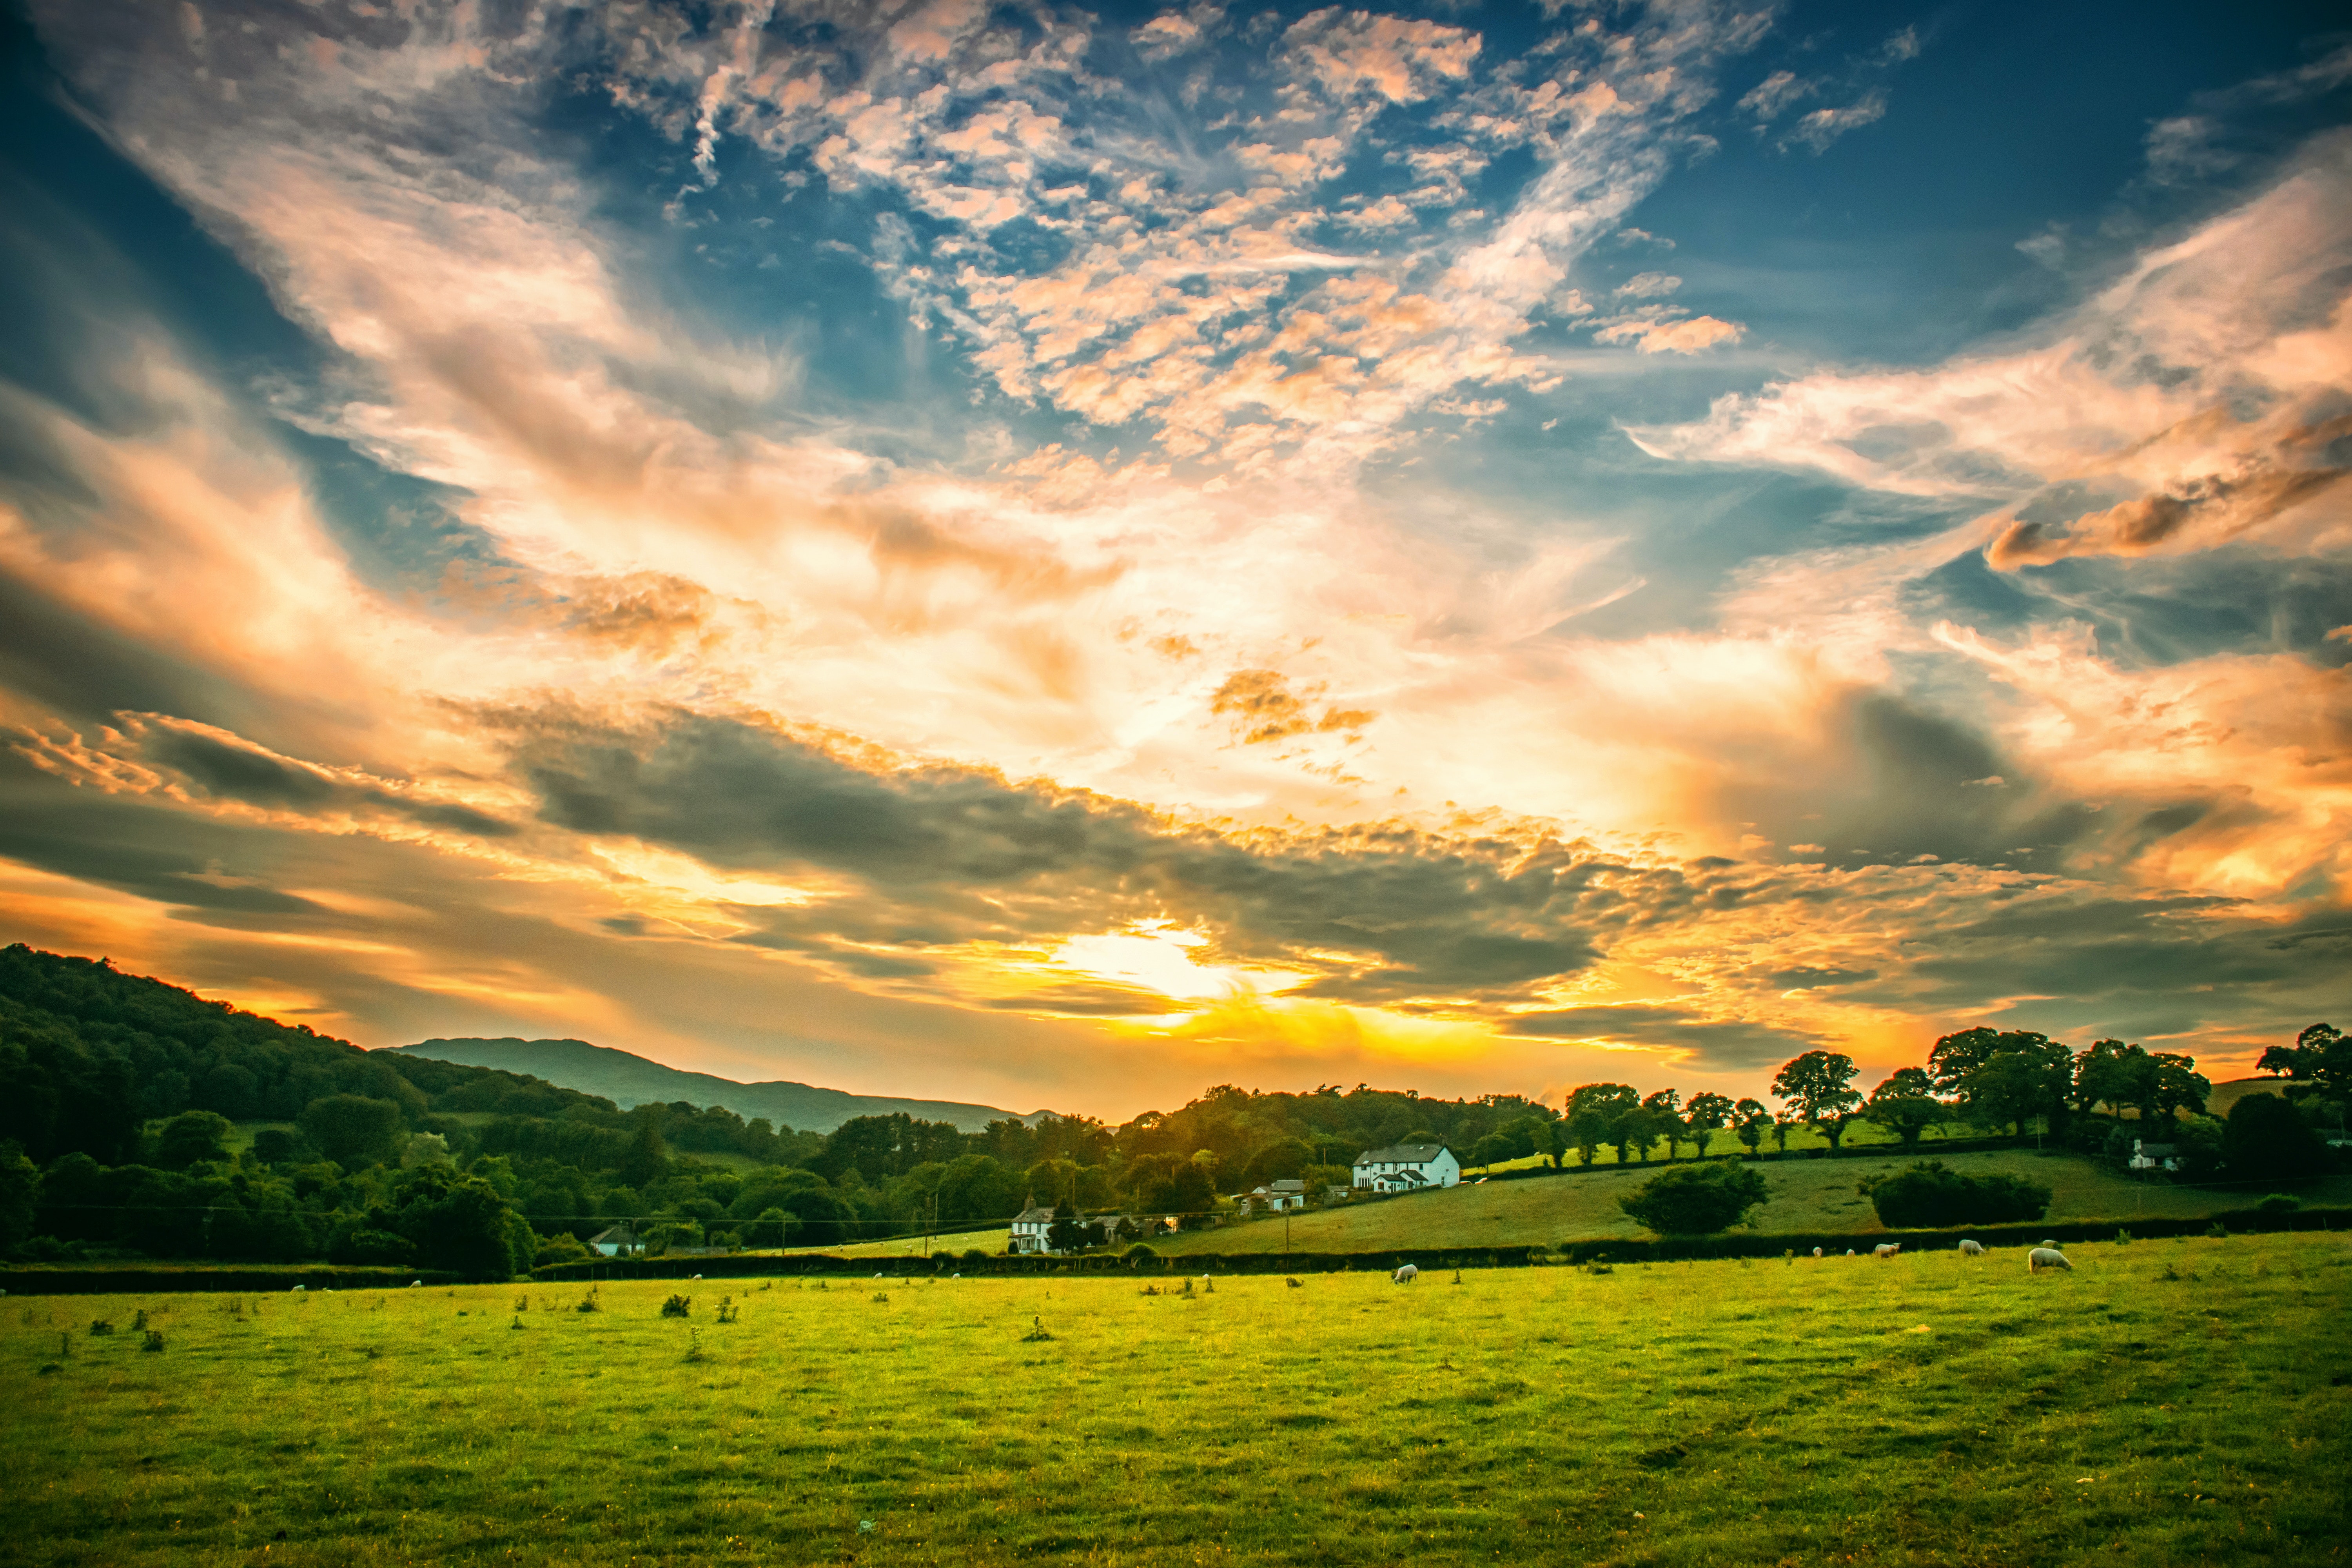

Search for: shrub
xmin=2223 ymin=1094 xmax=2332 ymax=1185
xmin=1859 ymin=1161 xmax=2051 ymax=1229
xmin=660 ymin=1294 xmax=691 ymax=1318
xmin=2256 ymin=1194 xmax=2302 ymax=1214
xmin=534 ymin=1232 xmax=592 ymax=1267
xmin=1617 ymin=1162 xmax=1770 ymax=1235
xmin=1123 ymin=1243 xmax=1158 ymax=1261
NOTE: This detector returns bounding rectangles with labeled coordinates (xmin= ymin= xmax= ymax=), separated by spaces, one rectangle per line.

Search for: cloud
xmin=1595 ymin=314 xmax=1743 ymax=354
xmin=1499 ymin=1003 xmax=1824 ymax=1071
xmin=1737 ymin=69 xmax=1815 ymax=125
xmin=1782 ymin=90 xmax=1887 ymax=154
xmin=1615 ymin=272 xmax=1682 ymax=298
xmin=1209 ymin=669 xmax=1375 ymax=743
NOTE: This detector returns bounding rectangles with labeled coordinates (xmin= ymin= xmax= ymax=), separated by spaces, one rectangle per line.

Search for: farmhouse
xmin=1243 ymin=1180 xmax=1308 ymax=1212
xmin=1352 ymin=1143 xmax=1461 ymax=1193
xmin=1008 ymin=1203 xmax=1056 ymax=1254
xmin=586 ymin=1222 xmax=640 ymax=1257
xmin=2128 ymin=1139 xmax=2181 ymax=1172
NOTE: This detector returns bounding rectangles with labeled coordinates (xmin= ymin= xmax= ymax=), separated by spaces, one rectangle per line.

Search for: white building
xmin=1008 ymin=1203 xmax=1056 ymax=1254
xmin=1352 ymin=1143 xmax=1461 ymax=1193
xmin=2127 ymin=1139 xmax=2180 ymax=1172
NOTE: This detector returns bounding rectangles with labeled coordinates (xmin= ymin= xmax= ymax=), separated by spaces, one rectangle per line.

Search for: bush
xmin=2223 ymin=1094 xmax=2332 ymax=1185
xmin=2256 ymin=1194 xmax=2301 ymax=1214
xmin=1860 ymin=1161 xmax=2051 ymax=1229
xmin=1123 ymin=1243 xmax=1158 ymax=1261
xmin=534 ymin=1232 xmax=592 ymax=1267
xmin=660 ymin=1294 xmax=691 ymax=1318
xmin=1617 ymin=1162 xmax=1770 ymax=1235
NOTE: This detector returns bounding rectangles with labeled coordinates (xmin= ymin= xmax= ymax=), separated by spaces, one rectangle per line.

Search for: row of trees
xmin=2 ymin=945 xmax=2341 ymax=1272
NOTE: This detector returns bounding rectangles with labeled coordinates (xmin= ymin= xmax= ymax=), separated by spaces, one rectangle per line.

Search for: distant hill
xmin=382 ymin=1037 xmax=1041 ymax=1134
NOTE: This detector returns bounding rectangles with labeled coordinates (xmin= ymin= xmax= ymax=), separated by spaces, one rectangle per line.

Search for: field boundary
xmin=0 ymin=1263 xmax=462 ymax=1294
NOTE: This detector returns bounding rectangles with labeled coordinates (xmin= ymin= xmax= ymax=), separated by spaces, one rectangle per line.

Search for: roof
xmin=2137 ymin=1142 xmax=2179 ymax=1155
xmin=1011 ymin=1204 xmax=1055 ymax=1223
xmin=587 ymin=1223 xmax=636 ymax=1244
xmin=1354 ymin=1143 xmax=1452 ymax=1165
xmin=1269 ymin=1179 xmax=1307 ymax=1193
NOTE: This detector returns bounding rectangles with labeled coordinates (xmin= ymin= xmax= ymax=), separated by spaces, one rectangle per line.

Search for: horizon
xmin=2 ymin=0 xmax=2348 ymax=1123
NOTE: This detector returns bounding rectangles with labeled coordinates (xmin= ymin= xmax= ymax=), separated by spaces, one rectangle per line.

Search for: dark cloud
xmin=1762 ymin=965 xmax=1878 ymax=989
xmin=978 ymin=982 xmax=1180 ymax=1017
xmin=493 ymin=705 xmax=1651 ymax=1004
xmin=143 ymin=723 xmax=519 ymax=838
xmin=1499 ymin=1004 xmax=1824 ymax=1071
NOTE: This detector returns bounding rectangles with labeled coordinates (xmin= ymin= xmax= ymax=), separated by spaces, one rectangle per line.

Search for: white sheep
xmin=1873 ymin=1243 xmax=1901 ymax=1258
xmin=290 ymin=1284 xmax=307 ymax=1293
xmin=1844 ymin=1249 xmax=1855 ymax=1257
xmin=1393 ymin=1263 xmax=1419 ymax=1284
xmin=1811 ymin=1247 xmax=1823 ymax=1258
xmin=1958 ymin=1239 xmax=1985 ymax=1257
xmin=2028 ymin=1247 xmax=2073 ymax=1273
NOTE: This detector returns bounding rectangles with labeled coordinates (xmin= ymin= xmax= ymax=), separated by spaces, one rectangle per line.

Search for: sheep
xmin=1873 ymin=1243 xmax=1901 ymax=1259
xmin=1811 ymin=1247 xmax=1824 ymax=1258
xmin=1958 ymin=1239 xmax=1985 ymax=1257
xmin=1393 ymin=1263 xmax=1419 ymax=1284
xmin=2028 ymin=1247 xmax=2073 ymax=1273
xmin=1844 ymin=1249 xmax=1855 ymax=1257
xmin=290 ymin=1284 xmax=307 ymax=1293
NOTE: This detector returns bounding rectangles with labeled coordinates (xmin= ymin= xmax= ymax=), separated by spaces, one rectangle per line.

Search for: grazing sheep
xmin=1844 ymin=1249 xmax=1855 ymax=1257
xmin=1811 ymin=1247 xmax=1824 ymax=1258
xmin=1873 ymin=1243 xmax=1901 ymax=1259
xmin=290 ymin=1284 xmax=306 ymax=1293
xmin=1958 ymin=1239 xmax=1985 ymax=1257
xmin=2028 ymin=1247 xmax=2073 ymax=1273
xmin=1393 ymin=1264 xmax=1419 ymax=1284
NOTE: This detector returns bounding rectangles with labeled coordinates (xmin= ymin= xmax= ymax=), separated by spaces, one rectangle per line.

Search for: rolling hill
xmin=383 ymin=1037 xmax=1041 ymax=1134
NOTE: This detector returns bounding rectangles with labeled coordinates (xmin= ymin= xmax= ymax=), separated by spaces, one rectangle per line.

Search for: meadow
xmin=1162 ymin=1149 xmax=2352 ymax=1256
xmin=5 ymin=1233 xmax=2346 ymax=1566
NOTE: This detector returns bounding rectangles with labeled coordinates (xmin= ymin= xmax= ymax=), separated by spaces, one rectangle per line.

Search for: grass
xmin=1173 ymin=1149 xmax=2352 ymax=1256
xmin=769 ymin=1226 xmax=1013 ymax=1259
xmin=5 ymin=1232 xmax=2347 ymax=1565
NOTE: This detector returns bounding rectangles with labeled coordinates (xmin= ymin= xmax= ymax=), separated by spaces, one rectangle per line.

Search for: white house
xmin=2127 ymin=1139 xmax=2181 ymax=1172
xmin=1352 ymin=1143 xmax=1461 ymax=1193
xmin=1008 ymin=1203 xmax=1056 ymax=1254
xmin=586 ymin=1223 xmax=639 ymax=1257
xmin=1245 ymin=1180 xmax=1308 ymax=1213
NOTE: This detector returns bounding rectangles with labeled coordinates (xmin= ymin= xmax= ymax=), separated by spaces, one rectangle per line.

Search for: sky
xmin=1 ymin=0 xmax=2348 ymax=1122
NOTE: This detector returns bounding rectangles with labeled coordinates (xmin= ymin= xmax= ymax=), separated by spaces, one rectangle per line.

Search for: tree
xmin=1618 ymin=1163 xmax=1770 ymax=1235
xmin=1772 ymin=1051 xmax=1862 ymax=1151
xmin=1047 ymin=1201 xmax=1087 ymax=1253
xmin=1930 ymin=1028 xmax=2073 ymax=1137
xmin=620 ymin=1116 xmax=669 ymax=1189
xmin=1858 ymin=1161 xmax=2052 ymax=1229
xmin=1863 ymin=1069 xmax=1943 ymax=1151
xmin=2221 ymin=1093 xmax=2332 ymax=1185
xmin=1566 ymin=1083 xmax=1639 ymax=1167
xmin=1733 ymin=1098 xmax=1768 ymax=1155
xmin=744 ymin=1207 xmax=795 ymax=1247
xmin=1537 ymin=1118 xmax=1569 ymax=1170
xmin=392 ymin=1165 xmax=534 ymax=1278
xmin=0 ymin=1140 xmax=36 ymax=1253
xmin=297 ymin=1094 xmax=407 ymax=1169
xmin=153 ymin=1110 xmax=234 ymax=1170
xmin=1642 ymin=1090 xmax=1683 ymax=1160
xmin=1769 ymin=1115 xmax=1793 ymax=1153
xmin=1468 ymin=1132 xmax=1515 ymax=1171
xmin=1683 ymin=1093 xmax=1735 ymax=1158
xmin=2256 ymin=1023 xmax=2350 ymax=1097
xmin=2144 ymin=1053 xmax=2210 ymax=1122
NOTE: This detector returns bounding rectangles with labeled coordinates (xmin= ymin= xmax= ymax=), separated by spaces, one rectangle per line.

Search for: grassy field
xmin=5 ymin=1233 xmax=2346 ymax=1566
xmin=1170 ymin=1150 xmax=2352 ymax=1256
xmin=771 ymin=1226 xmax=1014 ymax=1259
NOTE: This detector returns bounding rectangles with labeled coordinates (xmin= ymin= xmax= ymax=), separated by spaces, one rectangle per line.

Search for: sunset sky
xmin=2 ymin=0 xmax=2347 ymax=1121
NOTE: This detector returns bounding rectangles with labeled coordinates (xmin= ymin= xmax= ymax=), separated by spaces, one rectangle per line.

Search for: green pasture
xmin=773 ymin=1225 xmax=1013 ymax=1259
xmin=1175 ymin=1149 xmax=2352 ymax=1255
xmin=6 ymin=1232 xmax=2347 ymax=1566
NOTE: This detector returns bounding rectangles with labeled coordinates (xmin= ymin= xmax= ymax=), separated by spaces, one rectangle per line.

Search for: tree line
xmin=0 ymin=946 xmax=2342 ymax=1274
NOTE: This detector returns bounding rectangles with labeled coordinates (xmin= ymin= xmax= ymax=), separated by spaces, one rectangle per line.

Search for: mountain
xmin=382 ymin=1037 xmax=1040 ymax=1134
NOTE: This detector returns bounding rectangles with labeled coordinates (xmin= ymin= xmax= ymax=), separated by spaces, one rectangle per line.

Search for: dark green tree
xmin=1772 ymin=1051 xmax=1862 ymax=1151
xmin=2256 ymin=1023 xmax=2349 ymax=1097
xmin=393 ymin=1165 xmax=533 ymax=1277
xmin=1566 ymin=1083 xmax=1640 ymax=1165
xmin=152 ymin=1110 xmax=234 ymax=1170
xmin=620 ymin=1115 xmax=669 ymax=1189
xmin=296 ymin=1094 xmax=407 ymax=1169
xmin=0 ymin=1140 xmax=36 ymax=1252
xmin=1864 ymin=1069 xmax=1943 ymax=1151
xmin=1642 ymin=1089 xmax=1684 ymax=1159
xmin=2221 ymin=1093 xmax=2332 ymax=1185
xmin=1733 ymin=1098 xmax=1768 ymax=1154
xmin=1683 ymin=1092 xmax=1735 ymax=1157
xmin=1618 ymin=1162 xmax=1770 ymax=1235
xmin=1859 ymin=1161 xmax=2051 ymax=1228
xmin=1047 ymin=1200 xmax=1087 ymax=1253
xmin=1931 ymin=1028 xmax=2073 ymax=1137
